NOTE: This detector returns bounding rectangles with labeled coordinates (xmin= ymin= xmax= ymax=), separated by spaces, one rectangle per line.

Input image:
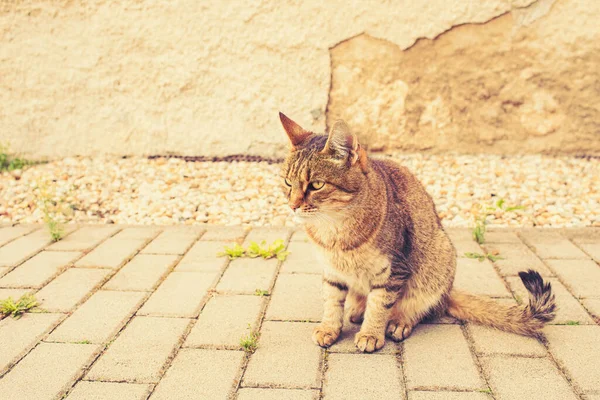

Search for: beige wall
xmin=1 ymin=0 xmax=598 ymax=160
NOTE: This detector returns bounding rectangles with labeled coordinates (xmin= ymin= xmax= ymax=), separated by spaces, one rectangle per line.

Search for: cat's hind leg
xmin=386 ymin=289 xmax=445 ymax=342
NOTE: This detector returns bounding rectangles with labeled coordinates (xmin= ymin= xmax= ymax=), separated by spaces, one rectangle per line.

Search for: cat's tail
xmin=446 ymin=269 xmax=556 ymax=336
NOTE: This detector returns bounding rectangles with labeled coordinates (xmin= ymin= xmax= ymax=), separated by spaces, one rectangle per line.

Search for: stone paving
xmin=0 ymin=224 xmax=599 ymax=400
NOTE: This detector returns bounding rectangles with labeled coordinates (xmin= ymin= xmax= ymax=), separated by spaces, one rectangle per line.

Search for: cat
xmin=278 ymin=112 xmax=556 ymax=353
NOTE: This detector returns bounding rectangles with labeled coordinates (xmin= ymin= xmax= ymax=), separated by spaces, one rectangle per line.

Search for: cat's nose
xmin=289 ymin=198 xmax=303 ymax=211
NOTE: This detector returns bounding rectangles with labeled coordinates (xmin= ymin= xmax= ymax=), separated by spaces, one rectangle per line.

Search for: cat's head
xmin=278 ymin=112 xmax=368 ymax=224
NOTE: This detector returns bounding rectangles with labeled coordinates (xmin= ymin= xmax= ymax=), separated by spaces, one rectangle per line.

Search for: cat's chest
xmin=318 ymin=246 xmax=391 ymax=294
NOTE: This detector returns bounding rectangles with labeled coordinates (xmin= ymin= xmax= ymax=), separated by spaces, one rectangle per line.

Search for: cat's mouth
xmin=292 ymin=208 xmax=318 ymax=224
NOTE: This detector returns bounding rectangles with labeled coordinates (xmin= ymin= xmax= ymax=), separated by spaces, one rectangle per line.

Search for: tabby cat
xmin=279 ymin=112 xmax=556 ymax=353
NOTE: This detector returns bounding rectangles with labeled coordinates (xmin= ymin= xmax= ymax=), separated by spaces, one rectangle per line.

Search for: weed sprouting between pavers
xmin=240 ymin=324 xmax=260 ymax=353
xmin=0 ymin=294 xmax=39 ymax=319
xmin=218 ymin=239 xmax=290 ymax=261
xmin=254 ymin=289 xmax=269 ymax=297
xmin=464 ymin=252 xmax=504 ymax=262
xmin=471 ymin=198 xmax=524 ymax=244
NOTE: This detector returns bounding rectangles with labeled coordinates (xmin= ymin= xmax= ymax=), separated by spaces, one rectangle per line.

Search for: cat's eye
xmin=284 ymin=178 xmax=292 ymax=187
xmin=310 ymin=181 xmax=325 ymax=190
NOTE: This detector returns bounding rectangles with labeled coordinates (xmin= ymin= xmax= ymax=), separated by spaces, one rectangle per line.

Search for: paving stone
xmin=329 ymin=318 xmax=399 ymax=354
xmin=48 ymin=226 xmax=120 ymax=251
xmin=482 ymin=243 xmax=553 ymax=277
xmin=141 ymin=229 xmax=199 ymax=255
xmin=0 ymin=251 xmax=81 ymax=288
xmin=175 ymin=241 xmax=229 ymax=272
xmin=185 ymin=295 xmax=263 ymax=349
xmin=138 ymin=272 xmax=216 ymax=317
xmin=36 ymin=268 xmax=111 ymax=312
xmin=409 ymin=393 xmax=491 ymax=400
xmin=323 ymin=353 xmax=404 ymax=400
xmin=280 ymin=241 xmax=322 ymax=274
xmin=454 ymin=258 xmax=511 ymax=298
xmin=86 ymin=316 xmax=189 ymax=383
xmin=467 ymin=324 xmax=546 ymax=356
xmin=237 ymin=388 xmax=318 ymax=400
xmin=575 ymin=242 xmax=600 ymax=262
xmin=67 ymin=381 xmax=152 ymax=400
xmin=484 ymin=230 xmax=522 ymax=243
xmin=545 ymin=259 xmax=600 ymax=298
xmin=0 ymin=228 xmax=59 ymax=268
xmin=520 ymin=231 xmax=588 ymax=259
xmin=75 ymin=237 xmax=149 ymax=269
xmin=454 ymin=241 xmax=485 ymax=257
xmin=0 ymin=225 xmax=38 ymax=247
xmin=290 ymin=230 xmax=310 ymax=242
xmin=0 ymin=288 xmax=30 ymax=300
xmin=150 ymin=349 xmax=244 ymax=400
xmin=0 ymin=313 xmax=64 ymax=375
xmin=404 ymin=324 xmax=484 ymax=390
xmin=582 ymin=298 xmax=600 ymax=320
xmin=216 ymin=258 xmax=278 ymax=294
xmin=482 ymin=356 xmax=577 ymax=400
xmin=116 ymin=227 xmax=163 ymax=240
xmin=506 ymin=277 xmax=594 ymax=324
xmin=103 ymin=254 xmax=178 ymax=291
xmin=266 ymin=274 xmax=322 ymax=321
xmin=201 ymin=226 xmax=247 ymax=242
xmin=244 ymin=321 xmax=321 ymax=388
xmin=0 ymin=267 xmax=7 ymax=278
xmin=0 ymin=342 xmax=98 ymax=400
xmin=545 ymin=325 xmax=600 ymax=392
xmin=446 ymin=229 xmax=473 ymax=242
xmin=47 ymin=291 xmax=147 ymax=344
xmin=243 ymin=227 xmax=292 ymax=247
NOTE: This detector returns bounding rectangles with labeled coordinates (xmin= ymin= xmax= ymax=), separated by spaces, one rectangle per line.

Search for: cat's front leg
xmin=312 ymin=277 xmax=347 ymax=348
xmin=355 ymin=284 xmax=401 ymax=353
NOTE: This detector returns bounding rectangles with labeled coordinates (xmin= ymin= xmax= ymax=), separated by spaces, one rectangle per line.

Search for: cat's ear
xmin=322 ymin=120 xmax=362 ymax=164
xmin=279 ymin=112 xmax=311 ymax=148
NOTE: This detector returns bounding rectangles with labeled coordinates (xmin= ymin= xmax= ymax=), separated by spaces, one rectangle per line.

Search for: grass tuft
xmin=464 ymin=252 xmax=504 ymax=262
xmin=246 ymin=240 xmax=289 ymax=261
xmin=240 ymin=326 xmax=260 ymax=354
xmin=471 ymin=198 xmax=525 ymax=244
xmin=254 ymin=289 xmax=269 ymax=297
xmin=0 ymin=143 xmax=32 ymax=172
xmin=218 ymin=239 xmax=290 ymax=261
xmin=0 ymin=294 xmax=39 ymax=319
xmin=218 ymin=243 xmax=246 ymax=259
xmin=564 ymin=321 xmax=580 ymax=326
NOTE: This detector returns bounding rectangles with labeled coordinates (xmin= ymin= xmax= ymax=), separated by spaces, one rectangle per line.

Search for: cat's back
xmin=371 ymin=158 xmax=430 ymax=202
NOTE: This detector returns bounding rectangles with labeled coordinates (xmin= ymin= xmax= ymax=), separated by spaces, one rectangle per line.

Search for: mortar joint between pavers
xmin=230 ymin=228 xmax=297 ymax=397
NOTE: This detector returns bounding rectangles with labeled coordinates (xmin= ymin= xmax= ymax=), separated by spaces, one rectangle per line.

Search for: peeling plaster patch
xmin=512 ymin=0 xmax=557 ymax=27
xmin=327 ymin=0 xmax=600 ymax=155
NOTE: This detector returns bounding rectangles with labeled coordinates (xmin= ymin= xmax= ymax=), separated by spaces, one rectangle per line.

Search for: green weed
xmin=0 ymin=294 xmax=39 ymax=319
xmin=74 ymin=340 xmax=91 ymax=344
xmin=218 ymin=239 xmax=290 ymax=261
xmin=564 ymin=321 xmax=580 ymax=326
xmin=464 ymin=252 xmax=504 ymax=262
xmin=218 ymin=243 xmax=246 ymax=259
xmin=471 ymin=198 xmax=524 ymax=244
xmin=0 ymin=143 xmax=31 ymax=172
xmin=254 ymin=289 xmax=269 ymax=297
xmin=240 ymin=325 xmax=260 ymax=354
xmin=247 ymin=240 xmax=289 ymax=261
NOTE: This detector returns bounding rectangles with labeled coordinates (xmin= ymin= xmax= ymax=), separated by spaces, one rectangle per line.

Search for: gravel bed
xmin=0 ymin=154 xmax=598 ymax=228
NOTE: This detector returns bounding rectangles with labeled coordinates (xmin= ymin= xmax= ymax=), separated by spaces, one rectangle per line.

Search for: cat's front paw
xmin=354 ymin=331 xmax=385 ymax=353
xmin=312 ymin=325 xmax=340 ymax=348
